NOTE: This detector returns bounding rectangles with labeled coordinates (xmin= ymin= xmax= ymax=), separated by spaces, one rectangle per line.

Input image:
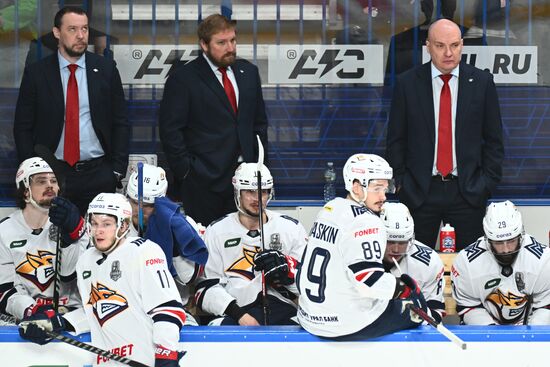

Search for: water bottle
xmin=323 ymin=162 xmax=336 ymax=202
xmin=440 ymin=223 xmax=456 ymax=253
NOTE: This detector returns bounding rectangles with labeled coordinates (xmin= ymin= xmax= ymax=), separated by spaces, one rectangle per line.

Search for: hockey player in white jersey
xmin=297 ymin=153 xmax=429 ymax=338
xmin=195 ymin=163 xmax=307 ymax=325
xmin=0 ymin=157 xmax=87 ymax=324
xmin=125 ymin=163 xmax=208 ymax=325
xmin=381 ymin=202 xmax=446 ymax=323
xmin=452 ymin=200 xmax=550 ymax=325
xmin=19 ymin=193 xmax=186 ymax=366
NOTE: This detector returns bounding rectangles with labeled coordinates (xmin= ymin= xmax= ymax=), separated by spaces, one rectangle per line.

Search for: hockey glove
xmin=254 ymin=250 xmax=293 ymax=285
xmin=49 ymin=196 xmax=84 ymax=242
xmin=19 ymin=306 xmax=66 ymax=345
xmin=395 ymin=274 xmax=429 ymax=324
xmin=155 ymin=345 xmax=186 ymax=367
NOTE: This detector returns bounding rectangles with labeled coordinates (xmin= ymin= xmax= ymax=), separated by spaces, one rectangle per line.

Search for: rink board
xmin=0 ymin=325 xmax=548 ymax=366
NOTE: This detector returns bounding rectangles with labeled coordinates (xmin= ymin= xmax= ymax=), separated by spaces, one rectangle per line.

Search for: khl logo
xmin=287 ymin=48 xmax=365 ymax=79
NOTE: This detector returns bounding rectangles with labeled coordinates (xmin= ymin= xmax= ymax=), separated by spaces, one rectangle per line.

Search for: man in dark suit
xmin=386 ymin=19 xmax=503 ymax=250
xmin=159 ymin=14 xmax=268 ymax=227
xmin=13 ymin=6 xmax=129 ymax=216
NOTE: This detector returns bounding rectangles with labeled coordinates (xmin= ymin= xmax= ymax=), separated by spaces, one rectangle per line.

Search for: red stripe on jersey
xmin=151 ymin=307 xmax=187 ymax=325
xmin=355 ymin=270 xmax=372 ymax=283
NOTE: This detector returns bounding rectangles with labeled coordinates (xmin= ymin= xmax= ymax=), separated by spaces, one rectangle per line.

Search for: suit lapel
xmin=416 ymin=63 xmax=436 ymax=145
xmin=455 ymin=63 xmax=474 ymax=149
xmin=44 ymin=55 xmax=64 ymax=119
xmin=196 ymin=55 xmax=236 ymax=118
xmin=85 ymin=52 xmax=100 ymax=123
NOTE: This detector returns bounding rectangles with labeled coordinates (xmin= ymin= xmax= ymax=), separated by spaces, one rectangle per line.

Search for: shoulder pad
xmin=208 ymin=214 xmax=228 ymax=228
xmin=280 ymin=215 xmax=299 ymax=225
xmin=0 ymin=216 xmax=10 ymax=224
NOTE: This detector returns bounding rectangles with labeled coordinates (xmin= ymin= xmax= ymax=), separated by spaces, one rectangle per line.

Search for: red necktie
xmin=218 ymin=67 xmax=238 ymax=114
xmin=437 ymin=74 xmax=453 ymax=177
xmin=64 ymin=64 xmax=80 ymax=166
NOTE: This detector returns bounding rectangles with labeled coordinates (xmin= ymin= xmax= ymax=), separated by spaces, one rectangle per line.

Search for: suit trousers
xmin=179 ymin=177 xmax=236 ymax=227
xmin=409 ymin=177 xmax=485 ymax=251
xmin=61 ymin=158 xmax=118 ymax=216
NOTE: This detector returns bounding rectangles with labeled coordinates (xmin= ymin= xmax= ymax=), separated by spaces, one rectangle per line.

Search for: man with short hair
xmin=452 ymin=200 xmax=550 ymax=325
xmin=0 ymin=157 xmax=87 ymax=324
xmin=14 ymin=5 xmax=129 ymax=216
xmin=386 ymin=18 xmax=503 ymax=250
xmin=19 ymin=193 xmax=186 ymax=367
xmin=159 ymin=13 xmax=268 ymax=227
xmin=381 ymin=202 xmax=446 ymax=323
xmin=195 ymin=163 xmax=307 ymax=326
xmin=297 ymin=153 xmax=428 ymax=339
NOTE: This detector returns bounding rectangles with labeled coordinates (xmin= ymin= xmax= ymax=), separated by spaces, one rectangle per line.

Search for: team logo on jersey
xmin=486 ymin=288 xmax=529 ymax=324
xmin=524 ymin=240 xmax=545 ymax=259
xmin=9 ymin=239 xmax=27 ymax=248
xmin=15 ymin=250 xmax=55 ymax=291
xmin=226 ymin=244 xmax=261 ymax=280
xmin=410 ymin=244 xmax=432 ymax=266
xmin=465 ymin=240 xmax=486 ymax=262
xmin=88 ymin=282 xmax=129 ymax=326
xmin=224 ymin=238 xmax=241 ymax=248
xmin=350 ymin=205 xmax=370 ymax=217
xmin=110 ymin=261 xmax=122 ymax=281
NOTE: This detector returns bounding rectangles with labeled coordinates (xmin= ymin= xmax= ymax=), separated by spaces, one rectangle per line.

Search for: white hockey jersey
xmin=63 ymin=236 xmax=186 ymax=366
xmin=387 ymin=241 xmax=446 ymax=321
xmin=196 ymin=210 xmax=307 ymax=317
xmin=297 ymin=197 xmax=397 ymax=337
xmin=0 ymin=209 xmax=88 ymax=320
xmin=452 ymin=235 xmax=550 ymax=325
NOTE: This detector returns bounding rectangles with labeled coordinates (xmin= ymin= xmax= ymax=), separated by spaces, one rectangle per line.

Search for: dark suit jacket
xmin=13 ymin=51 xmax=129 ymax=174
xmin=386 ymin=61 xmax=504 ymax=209
xmin=159 ymin=55 xmax=268 ymax=192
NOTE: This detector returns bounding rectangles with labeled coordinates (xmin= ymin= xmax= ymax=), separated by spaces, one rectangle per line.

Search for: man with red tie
xmin=13 ymin=6 xmax=129 ymax=216
xmin=386 ymin=19 xmax=504 ymax=251
xmin=160 ymin=14 xmax=268 ymax=226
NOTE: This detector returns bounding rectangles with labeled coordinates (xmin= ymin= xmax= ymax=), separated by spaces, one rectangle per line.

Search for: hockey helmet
xmin=381 ymin=202 xmax=415 ymax=242
xmin=232 ymin=162 xmax=274 ymax=210
xmin=343 ymin=153 xmax=394 ymax=197
xmin=126 ymin=163 xmax=168 ymax=204
xmin=87 ymin=193 xmax=132 ymax=252
xmin=483 ymin=200 xmax=524 ymax=266
xmin=16 ymin=157 xmax=54 ymax=189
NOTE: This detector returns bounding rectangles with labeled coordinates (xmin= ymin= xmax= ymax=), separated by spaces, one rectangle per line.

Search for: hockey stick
xmin=137 ymin=162 xmax=144 ymax=236
xmin=392 ymin=258 xmax=467 ymax=350
xmin=44 ymin=330 xmax=150 ymax=367
xmin=34 ymin=144 xmax=69 ymax=312
xmin=256 ymin=135 xmax=269 ymax=325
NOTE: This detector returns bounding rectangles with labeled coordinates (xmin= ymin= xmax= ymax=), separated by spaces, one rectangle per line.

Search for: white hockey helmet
xmin=16 ymin=157 xmax=54 ymax=189
xmin=483 ymin=200 xmax=524 ymax=266
xmin=126 ymin=163 xmax=168 ymax=204
xmin=381 ymin=202 xmax=415 ymax=242
xmin=232 ymin=163 xmax=274 ymax=211
xmin=343 ymin=153 xmax=394 ymax=201
xmin=87 ymin=193 xmax=132 ymax=253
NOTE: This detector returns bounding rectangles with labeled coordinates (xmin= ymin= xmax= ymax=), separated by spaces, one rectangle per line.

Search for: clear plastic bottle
xmin=323 ymin=162 xmax=336 ymax=202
